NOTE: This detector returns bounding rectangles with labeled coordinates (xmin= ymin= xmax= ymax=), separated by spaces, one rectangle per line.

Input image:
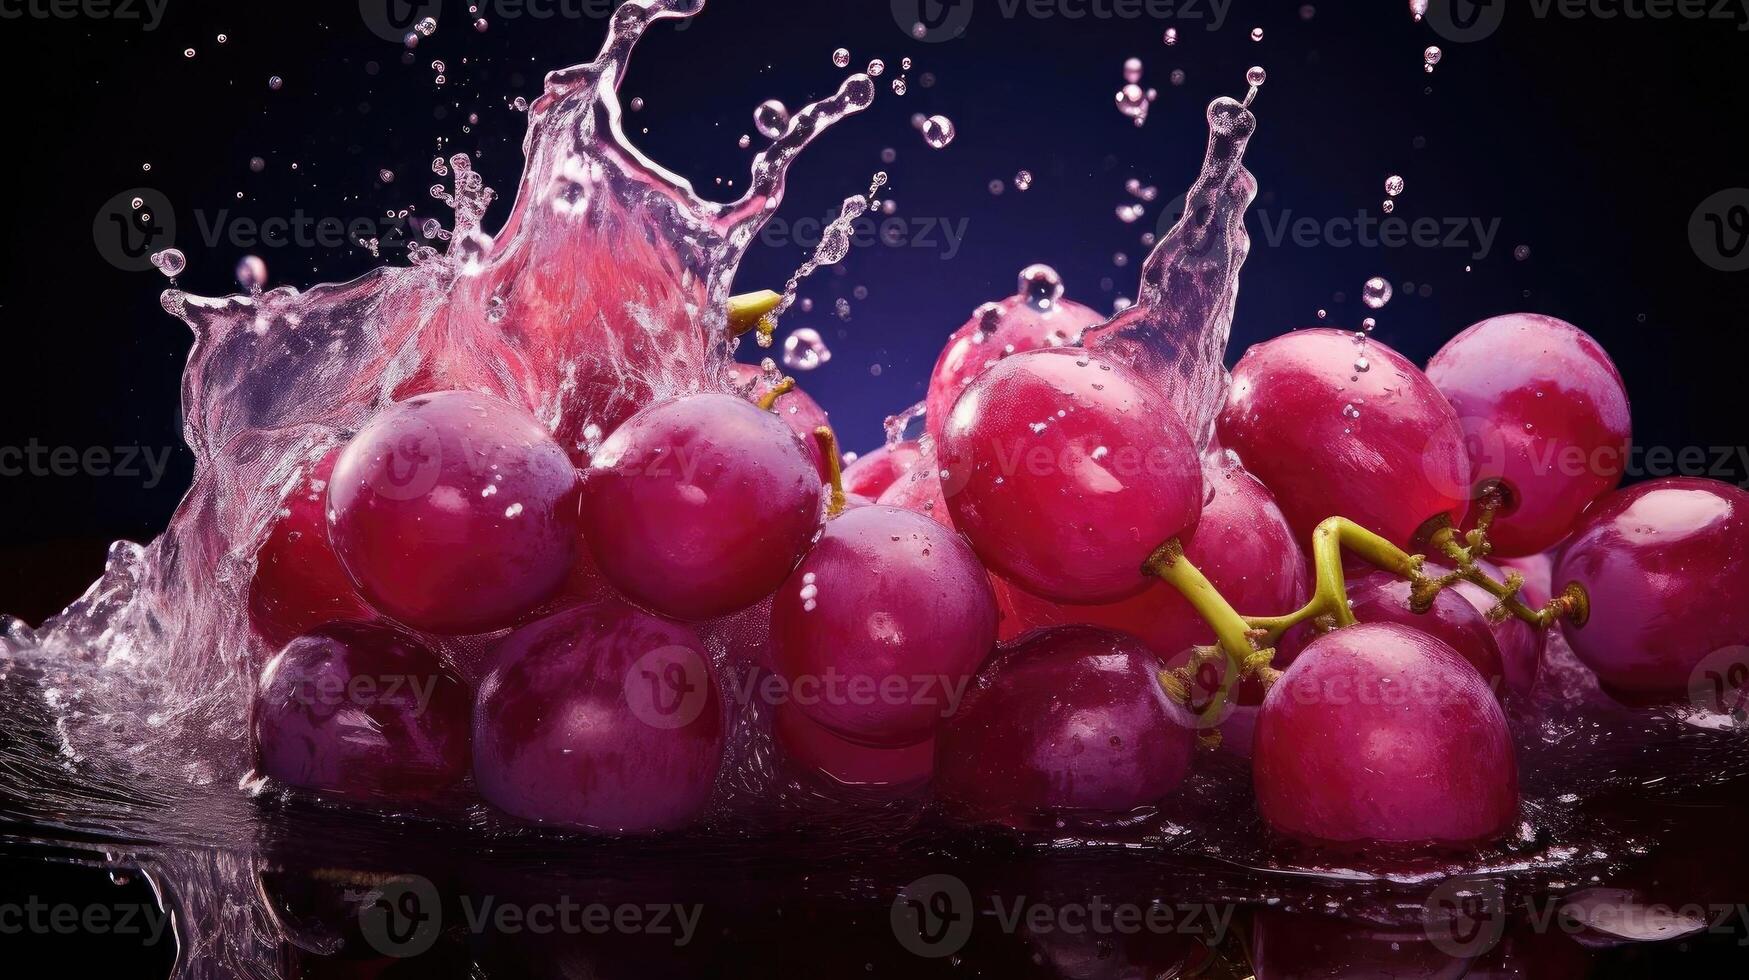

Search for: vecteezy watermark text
xmin=1424 ymin=0 xmax=1749 ymax=43
xmin=0 ymin=0 xmax=169 ymax=30
xmin=359 ymin=0 xmax=693 ymax=43
xmin=757 ymin=213 xmax=970 ymax=260
xmin=895 ymin=0 xmax=1232 ymax=42
xmin=0 ymin=898 xmax=174 ymax=943
xmin=0 ymin=441 xmax=175 ymax=489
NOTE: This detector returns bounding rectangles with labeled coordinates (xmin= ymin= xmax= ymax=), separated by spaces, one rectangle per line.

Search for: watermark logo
xmin=625 ymin=645 xmax=714 ymax=730
xmin=93 ymin=188 xmax=175 ymax=273
xmin=1425 ymin=0 xmax=1507 ymax=42
xmin=358 ymin=874 xmax=442 ymax=958
xmin=1422 ymin=876 xmax=1509 ymax=958
xmin=1690 ymin=188 xmax=1749 ymax=272
xmin=1688 ymin=646 xmax=1749 ymax=728
xmin=892 ymin=874 xmax=975 ymax=957
xmin=360 ymin=413 xmax=445 ymax=502
xmin=359 ymin=0 xmax=442 ymax=42
xmin=893 ymin=0 xmax=976 ymax=42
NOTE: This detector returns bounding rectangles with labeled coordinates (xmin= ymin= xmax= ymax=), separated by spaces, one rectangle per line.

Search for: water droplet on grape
xmin=1362 ymin=277 xmax=1394 ymax=309
xmin=1020 ymin=264 xmax=1065 ymax=310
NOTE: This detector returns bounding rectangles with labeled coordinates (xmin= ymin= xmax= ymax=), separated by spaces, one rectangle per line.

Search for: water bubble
xmin=911 ymin=22 xmax=928 ymax=39
xmin=1115 ymin=203 xmax=1145 ymax=224
xmin=235 ymin=255 xmax=267 ymax=292
xmin=510 ymin=96 xmax=529 ymax=112
xmin=737 ymin=134 xmax=752 ymax=149
xmin=150 ymin=249 xmax=186 ymax=277
xmin=1013 ymin=170 xmax=1033 ymax=191
xmin=1354 ymin=356 xmax=1371 ymax=373
xmin=1361 ymin=277 xmax=1394 ymax=309
xmin=249 ymin=156 xmax=265 ymax=172
xmin=183 ymin=48 xmax=196 ymax=59
xmin=268 ymin=75 xmax=284 ymax=91
xmin=1250 ymin=27 xmax=1264 ymax=41
xmin=1361 ymin=317 xmax=1377 ymax=332
xmin=1115 ymin=84 xmax=1149 ymax=123
xmin=1020 ymin=264 xmax=1065 ymax=311
xmin=902 ymin=57 xmax=912 ymax=70
xmin=378 ymin=169 xmax=395 ymax=184
xmin=216 ymin=33 xmax=227 ymax=44
xmin=1385 ymin=175 xmax=1405 ymax=197
xmin=988 ymin=179 xmax=1005 ymax=195
xmin=1515 ymin=244 xmax=1532 ymax=261
xmin=130 ymin=196 xmax=144 ymax=210
xmin=867 ymin=59 xmax=886 ymax=77
xmin=421 ymin=218 xmax=443 ymax=239
xmin=403 ymin=32 xmax=419 ymax=49
xmin=1164 ymin=28 xmax=1178 ymax=45
xmin=1424 ymin=46 xmax=1443 ymax=70
xmin=1410 ymin=0 xmax=1429 ymax=21
xmin=1246 ymin=66 xmax=1267 ymax=87
xmin=1123 ymin=57 xmax=1144 ymax=84
xmin=833 ymin=47 xmax=851 ymax=68
xmin=921 ymin=115 xmax=956 ymax=148
xmin=1381 ymin=200 xmax=1396 ymax=214
xmin=754 ymin=99 xmax=790 ymax=140
xmin=891 ymin=77 xmax=907 ymax=96
xmin=629 ymin=96 xmax=645 ymax=111
xmin=836 ymin=298 xmax=852 ymax=320
xmin=1301 ymin=4 xmax=1317 ymax=18
xmin=474 ymin=17 xmax=489 ymax=32
xmin=1169 ymin=69 xmax=1186 ymax=86
xmin=782 ymin=328 xmax=832 ymax=371
xmin=415 ymin=16 xmax=438 ymax=36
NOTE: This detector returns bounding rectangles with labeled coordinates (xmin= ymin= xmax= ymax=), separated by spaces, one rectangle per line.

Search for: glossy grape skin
xmin=934 ymin=626 xmax=1196 ymax=829
xmin=924 ymin=290 xmax=1104 ymax=443
xmin=579 ymin=392 xmax=821 ymax=622
xmin=1218 ymin=329 xmax=1470 ymax=548
xmin=1426 ymin=314 xmax=1632 ymax=557
xmin=1553 ymin=478 xmax=1749 ymax=697
xmin=248 ymin=447 xmax=374 ymax=649
xmin=841 ymin=439 xmax=923 ymax=498
xmin=991 ymin=452 xmax=1308 ymax=658
xmin=326 ymin=390 xmax=581 ymax=635
xmin=874 ymin=443 xmax=952 ymax=524
xmin=252 ymin=622 xmax=471 ymax=801
xmin=730 ymin=362 xmax=833 ymax=484
xmin=940 ymin=347 xmax=1203 ymax=603
xmin=1253 ymin=622 xmax=1519 ymax=848
xmin=473 ymin=601 xmax=724 ymax=833
xmin=1496 ymin=551 xmax=1555 ymax=610
xmin=1340 ymin=572 xmax=1507 ymax=694
xmin=773 ymin=701 xmax=933 ymax=791
xmin=770 ymin=505 xmax=997 ymax=747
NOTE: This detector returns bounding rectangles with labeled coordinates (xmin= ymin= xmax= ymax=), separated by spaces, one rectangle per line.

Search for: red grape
xmin=873 ymin=443 xmax=952 ymax=524
xmin=1553 ymin=478 xmax=1749 ymax=697
xmin=248 ymin=447 xmax=374 ymax=648
xmin=1340 ymin=571 xmax=1507 ymax=694
xmin=1425 ymin=314 xmax=1632 ymax=556
xmin=252 ymin=622 xmax=470 ymax=801
xmin=1218 ymin=329 xmax=1470 ymax=548
xmin=1253 ymin=622 xmax=1519 ymax=848
xmin=578 ymin=392 xmax=821 ymax=621
xmin=940 ymin=347 xmax=1203 ymax=603
xmin=1444 ymin=558 xmax=1545 ymax=697
xmin=991 ymin=452 xmax=1308 ymax=658
xmin=1496 ymin=551 xmax=1555 ymax=610
xmin=473 ymin=600 xmax=724 ymax=833
xmin=934 ymin=626 xmax=1196 ymax=829
xmin=770 ymin=505 xmax=997 ymax=747
xmin=923 ymin=281 xmax=1104 ymax=443
xmin=841 ymin=439 xmax=923 ymax=498
xmin=327 ymin=390 xmax=581 ymax=635
xmin=773 ymin=701 xmax=933 ymax=791
xmin=729 ymin=362 xmax=834 ymax=484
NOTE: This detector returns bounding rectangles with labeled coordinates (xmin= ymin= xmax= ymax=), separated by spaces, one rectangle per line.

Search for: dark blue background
xmin=3 ymin=0 xmax=1747 ymax=622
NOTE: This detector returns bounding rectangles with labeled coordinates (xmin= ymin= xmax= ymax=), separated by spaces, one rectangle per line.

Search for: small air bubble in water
xmin=474 ymin=17 xmax=489 ymax=32
xmin=1424 ymin=46 xmax=1443 ymax=70
xmin=867 ymin=59 xmax=886 ymax=77
xmin=1246 ymin=66 xmax=1267 ymax=87
xmin=1250 ymin=27 xmax=1264 ymax=41
xmin=249 ymin=156 xmax=265 ymax=172
xmin=1362 ymin=277 xmax=1394 ymax=309
xmin=1020 ymin=264 xmax=1065 ymax=311
xmin=1014 ymin=170 xmax=1033 ymax=191
xmin=268 ymin=75 xmax=284 ymax=90
xmin=1515 ymin=244 xmax=1532 ymax=261
xmin=1116 ymin=84 xmax=1149 ymax=122
xmin=1361 ymin=317 xmax=1377 ymax=333
xmin=378 ymin=169 xmax=395 ymax=183
xmin=921 ymin=115 xmax=956 ymax=148
xmin=415 ymin=16 xmax=438 ymax=36
xmin=1164 ymin=28 xmax=1178 ymax=45
xmin=235 ymin=255 xmax=267 ymax=292
xmin=833 ymin=48 xmax=851 ymax=68
xmin=754 ymin=99 xmax=790 ymax=140
xmin=217 ymin=33 xmax=228 ymax=44
xmin=1385 ymin=175 xmax=1405 ymax=197
xmin=737 ymin=134 xmax=751 ymax=149
xmin=891 ymin=77 xmax=907 ymax=95
xmin=629 ymin=96 xmax=644 ymax=111
xmin=1123 ymin=57 xmax=1144 ymax=84
xmin=782 ymin=328 xmax=832 ymax=371
xmin=988 ymin=179 xmax=1005 ymax=195
xmin=1382 ymin=200 xmax=1396 ymax=214
xmin=151 ymin=248 xmax=186 ymax=277
xmin=1170 ymin=68 xmax=1186 ymax=86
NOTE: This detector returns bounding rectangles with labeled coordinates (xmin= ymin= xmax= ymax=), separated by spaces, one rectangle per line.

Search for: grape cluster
xmin=246 ymin=287 xmax=1745 ymax=850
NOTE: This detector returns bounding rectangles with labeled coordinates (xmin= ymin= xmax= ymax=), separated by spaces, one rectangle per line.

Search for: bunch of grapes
xmin=247 ymin=280 xmax=1748 ymax=850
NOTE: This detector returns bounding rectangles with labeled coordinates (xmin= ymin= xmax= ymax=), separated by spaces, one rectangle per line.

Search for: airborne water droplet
xmin=921 ymin=115 xmax=956 ymax=148
xmin=151 ymin=249 xmax=186 ymax=277
xmin=867 ymin=59 xmax=886 ymax=77
xmin=1020 ymin=263 xmax=1065 ymax=311
xmin=832 ymin=47 xmax=850 ymax=68
xmin=1013 ymin=170 xmax=1033 ymax=191
xmin=235 ymin=255 xmax=267 ymax=292
xmin=754 ymin=99 xmax=790 ymax=140
xmin=1385 ymin=175 xmax=1405 ymax=197
xmin=1123 ymin=57 xmax=1144 ymax=84
xmin=1362 ymin=277 xmax=1394 ymax=309
xmin=782 ymin=328 xmax=832 ymax=371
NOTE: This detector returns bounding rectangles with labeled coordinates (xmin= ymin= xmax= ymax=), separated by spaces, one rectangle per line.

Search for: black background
xmin=1 ymin=3 xmax=1748 ymax=971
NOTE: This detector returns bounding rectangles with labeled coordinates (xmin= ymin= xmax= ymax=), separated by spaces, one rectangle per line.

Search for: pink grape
xmin=1426 ymin=313 xmax=1632 ymax=556
xmin=1496 ymin=550 xmax=1555 ymax=610
xmin=770 ymin=505 xmax=997 ymax=747
xmin=1253 ymin=622 xmax=1519 ymax=848
xmin=473 ymin=600 xmax=724 ymax=833
xmin=991 ymin=452 xmax=1308 ymax=658
xmin=248 ymin=447 xmax=374 ymax=649
xmin=327 ymin=390 xmax=581 ymax=635
xmin=1218 ymin=329 xmax=1470 ymax=548
xmin=934 ymin=626 xmax=1196 ymax=829
xmin=252 ymin=622 xmax=470 ymax=801
xmin=1341 ymin=571 xmax=1507 ymax=694
xmin=873 ymin=443 xmax=952 ymax=524
xmin=1553 ymin=478 xmax=1749 ymax=697
xmin=730 ymin=362 xmax=834 ymax=483
xmin=940 ymin=347 xmax=1203 ymax=603
xmin=1443 ymin=558 xmax=1545 ymax=697
xmin=773 ymin=701 xmax=933 ymax=791
xmin=578 ymin=392 xmax=821 ymax=621
xmin=923 ymin=287 xmax=1104 ymax=443
xmin=841 ymin=439 xmax=923 ymax=498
